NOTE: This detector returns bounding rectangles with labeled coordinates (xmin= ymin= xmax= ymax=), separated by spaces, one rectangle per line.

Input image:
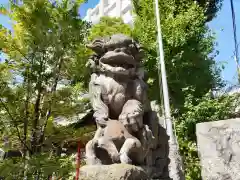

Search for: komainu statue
xmin=84 ymin=34 xmax=169 ymax=179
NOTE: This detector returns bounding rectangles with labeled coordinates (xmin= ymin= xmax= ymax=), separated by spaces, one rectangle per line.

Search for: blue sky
xmin=208 ymin=0 xmax=240 ymax=85
xmin=1 ymin=0 xmax=239 ymax=85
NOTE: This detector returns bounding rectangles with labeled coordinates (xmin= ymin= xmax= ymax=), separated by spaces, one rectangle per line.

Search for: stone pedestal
xmin=79 ymin=164 xmax=172 ymax=180
xmin=79 ymin=164 xmax=149 ymax=180
xmin=196 ymin=118 xmax=240 ymax=180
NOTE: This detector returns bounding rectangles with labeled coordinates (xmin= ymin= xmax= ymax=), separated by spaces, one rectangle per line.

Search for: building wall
xmin=84 ymin=0 xmax=133 ymax=25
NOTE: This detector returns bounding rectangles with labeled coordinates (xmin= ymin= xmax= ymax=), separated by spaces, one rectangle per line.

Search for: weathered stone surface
xmin=79 ymin=164 xmax=149 ymax=180
xmin=84 ymin=34 xmax=168 ymax=172
xmin=83 ymin=34 xmax=184 ymax=179
xmin=196 ymin=118 xmax=240 ymax=180
xmin=85 ymin=34 xmax=155 ymax=167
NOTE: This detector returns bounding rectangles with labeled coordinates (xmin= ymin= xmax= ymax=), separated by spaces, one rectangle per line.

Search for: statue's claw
xmin=120 ymin=153 xmax=132 ymax=164
xmin=112 ymin=153 xmax=120 ymax=163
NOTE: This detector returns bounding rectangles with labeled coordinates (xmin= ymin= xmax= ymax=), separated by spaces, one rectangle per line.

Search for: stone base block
xmin=196 ymin=118 xmax=240 ymax=180
xmin=79 ymin=164 xmax=150 ymax=180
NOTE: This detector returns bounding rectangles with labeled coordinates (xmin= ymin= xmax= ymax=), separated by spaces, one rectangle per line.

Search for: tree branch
xmin=0 ymin=98 xmax=32 ymax=154
xmin=39 ymin=56 xmax=64 ymax=146
xmin=30 ymin=48 xmax=45 ymax=154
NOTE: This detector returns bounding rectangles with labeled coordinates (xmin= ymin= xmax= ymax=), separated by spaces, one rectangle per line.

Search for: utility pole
xmin=154 ymin=0 xmax=185 ymax=179
xmin=230 ymin=0 xmax=239 ymax=83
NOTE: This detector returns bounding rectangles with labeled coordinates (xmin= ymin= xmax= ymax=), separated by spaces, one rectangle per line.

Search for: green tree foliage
xmin=196 ymin=0 xmax=223 ymax=21
xmin=88 ymin=16 xmax=132 ymax=41
xmin=0 ymin=154 xmax=74 ymax=179
xmin=0 ymin=0 xmax=92 ymax=177
xmin=176 ymin=91 xmax=240 ymax=179
xmin=132 ymin=0 xmax=223 ymax=110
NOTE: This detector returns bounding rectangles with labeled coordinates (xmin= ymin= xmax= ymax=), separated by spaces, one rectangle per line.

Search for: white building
xmin=84 ymin=0 xmax=133 ymax=25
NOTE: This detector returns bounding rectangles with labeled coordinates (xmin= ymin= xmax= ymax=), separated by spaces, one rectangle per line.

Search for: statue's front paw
xmin=120 ymin=153 xmax=132 ymax=164
xmin=86 ymin=156 xmax=102 ymax=165
xmin=112 ymin=153 xmax=120 ymax=163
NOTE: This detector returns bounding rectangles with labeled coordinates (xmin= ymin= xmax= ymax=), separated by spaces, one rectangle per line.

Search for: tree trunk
xmin=38 ymin=57 xmax=64 ymax=149
xmin=30 ymin=88 xmax=42 ymax=154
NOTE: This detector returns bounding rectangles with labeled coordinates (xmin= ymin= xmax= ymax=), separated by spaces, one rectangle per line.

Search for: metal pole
xmin=154 ymin=0 xmax=185 ymax=179
xmin=154 ymin=0 xmax=173 ymax=142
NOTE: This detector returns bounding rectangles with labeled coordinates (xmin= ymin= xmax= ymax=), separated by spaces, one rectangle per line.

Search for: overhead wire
xmin=230 ymin=0 xmax=239 ymax=83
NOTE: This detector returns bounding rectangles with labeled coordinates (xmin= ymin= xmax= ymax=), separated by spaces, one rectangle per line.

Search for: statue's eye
xmin=108 ymin=47 xmax=114 ymax=51
xmin=114 ymin=48 xmax=121 ymax=52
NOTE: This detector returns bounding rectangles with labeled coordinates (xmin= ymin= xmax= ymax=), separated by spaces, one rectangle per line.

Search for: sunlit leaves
xmin=88 ymin=16 xmax=132 ymax=41
xmin=0 ymin=154 xmax=74 ymax=179
xmin=132 ymin=0 xmax=223 ymax=105
xmin=0 ymin=0 xmax=91 ymax=177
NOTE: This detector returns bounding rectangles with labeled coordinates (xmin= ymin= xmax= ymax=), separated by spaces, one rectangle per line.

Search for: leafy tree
xmin=132 ymin=0 xmax=223 ymax=110
xmin=88 ymin=16 xmax=132 ymax=41
xmin=0 ymin=0 xmax=91 ymax=177
xmin=0 ymin=154 xmax=74 ymax=179
xmin=196 ymin=0 xmax=223 ymax=21
xmin=133 ymin=0 xmax=223 ymax=22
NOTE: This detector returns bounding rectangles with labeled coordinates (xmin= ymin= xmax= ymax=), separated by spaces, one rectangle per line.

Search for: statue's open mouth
xmin=99 ymin=51 xmax=136 ymax=75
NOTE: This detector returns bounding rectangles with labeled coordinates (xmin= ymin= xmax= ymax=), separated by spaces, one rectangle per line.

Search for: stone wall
xmin=196 ymin=118 xmax=240 ymax=180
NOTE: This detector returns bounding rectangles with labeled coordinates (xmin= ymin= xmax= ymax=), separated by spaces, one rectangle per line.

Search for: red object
xmin=75 ymin=141 xmax=81 ymax=180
